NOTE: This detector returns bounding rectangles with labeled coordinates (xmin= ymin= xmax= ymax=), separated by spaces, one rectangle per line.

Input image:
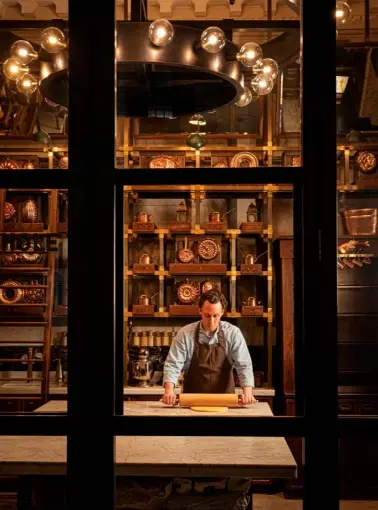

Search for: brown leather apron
xmin=183 ymin=322 xmax=235 ymax=394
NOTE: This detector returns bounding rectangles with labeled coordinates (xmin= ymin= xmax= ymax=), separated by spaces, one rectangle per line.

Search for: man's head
xmin=199 ymin=290 xmax=227 ymax=333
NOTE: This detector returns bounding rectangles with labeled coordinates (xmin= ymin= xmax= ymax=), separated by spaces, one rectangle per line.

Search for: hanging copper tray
xmin=0 ymin=158 xmax=20 ymax=169
xmin=147 ymin=155 xmax=177 ymax=169
xmin=230 ymin=152 xmax=259 ymax=168
xmin=4 ymin=202 xmax=16 ymax=221
xmin=198 ymin=238 xmax=220 ymax=260
xmin=0 ymin=280 xmax=24 ymax=304
xmin=177 ymin=279 xmax=200 ymax=304
xmin=356 ymin=151 xmax=377 ymax=173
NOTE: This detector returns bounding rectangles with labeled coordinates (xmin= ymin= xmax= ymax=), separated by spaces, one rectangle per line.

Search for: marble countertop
xmin=0 ymin=401 xmax=296 ymax=478
xmin=35 ymin=400 xmax=274 ymax=417
xmin=0 ymin=383 xmax=275 ymax=397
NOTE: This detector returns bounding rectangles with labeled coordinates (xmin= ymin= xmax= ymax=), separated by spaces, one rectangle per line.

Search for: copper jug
xmin=139 ymin=294 xmax=150 ymax=305
xmin=209 ymin=211 xmax=221 ymax=223
xmin=244 ymin=254 xmax=254 ymax=265
xmin=136 ymin=212 xmax=152 ymax=223
xmin=244 ymin=296 xmax=256 ymax=306
xmin=139 ymin=253 xmax=151 ymax=264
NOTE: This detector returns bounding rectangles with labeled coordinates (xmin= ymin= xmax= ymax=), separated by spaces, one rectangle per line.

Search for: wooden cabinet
xmin=0 ymin=398 xmax=42 ymax=413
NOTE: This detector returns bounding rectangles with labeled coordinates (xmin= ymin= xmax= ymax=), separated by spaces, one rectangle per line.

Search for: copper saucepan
xmin=177 ymin=237 xmax=194 ymax=263
xmin=135 ymin=212 xmax=153 ymax=223
xmin=208 ymin=208 xmax=235 ymax=223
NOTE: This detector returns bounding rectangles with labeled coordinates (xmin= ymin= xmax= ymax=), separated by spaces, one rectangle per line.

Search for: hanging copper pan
xmin=177 ymin=237 xmax=194 ymax=263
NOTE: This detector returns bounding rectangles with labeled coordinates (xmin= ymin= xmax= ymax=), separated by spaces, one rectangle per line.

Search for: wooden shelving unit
xmin=124 ymin=184 xmax=291 ymax=389
xmin=0 ymin=179 xmax=68 ymax=406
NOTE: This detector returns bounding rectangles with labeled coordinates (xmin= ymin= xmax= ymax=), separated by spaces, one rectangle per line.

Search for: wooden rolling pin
xmin=179 ymin=393 xmax=239 ymax=408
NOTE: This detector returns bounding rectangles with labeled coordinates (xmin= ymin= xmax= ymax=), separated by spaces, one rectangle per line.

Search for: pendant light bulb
xmin=149 ymin=19 xmax=174 ymax=47
xmin=251 ymin=74 xmax=274 ymax=95
xmin=335 ymin=2 xmax=351 ymax=25
xmin=201 ymin=26 xmax=226 ymax=54
xmin=237 ymin=42 xmax=263 ymax=67
xmin=41 ymin=27 xmax=66 ymax=53
xmin=16 ymin=73 xmax=38 ymax=97
xmin=235 ymin=87 xmax=252 ymax=107
xmin=3 ymin=57 xmax=29 ymax=81
xmin=11 ymin=40 xmax=38 ymax=65
xmin=254 ymin=58 xmax=279 ymax=80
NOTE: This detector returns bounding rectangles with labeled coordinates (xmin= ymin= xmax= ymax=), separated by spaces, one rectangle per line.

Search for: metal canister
xmin=154 ymin=331 xmax=162 ymax=347
xmin=140 ymin=331 xmax=148 ymax=347
xmin=132 ymin=331 xmax=141 ymax=347
xmin=162 ymin=331 xmax=170 ymax=347
xmin=147 ymin=331 xmax=154 ymax=347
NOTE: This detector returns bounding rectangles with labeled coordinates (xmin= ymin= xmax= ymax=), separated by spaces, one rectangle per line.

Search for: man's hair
xmin=199 ymin=290 xmax=228 ymax=311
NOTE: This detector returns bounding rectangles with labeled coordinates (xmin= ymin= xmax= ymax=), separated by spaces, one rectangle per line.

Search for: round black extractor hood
xmin=40 ymin=22 xmax=244 ymax=118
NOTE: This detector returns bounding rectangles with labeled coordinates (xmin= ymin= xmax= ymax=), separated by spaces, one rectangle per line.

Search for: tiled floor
xmin=254 ymin=494 xmax=378 ymax=509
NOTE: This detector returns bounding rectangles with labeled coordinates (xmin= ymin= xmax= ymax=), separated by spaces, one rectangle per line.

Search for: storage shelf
xmin=124 ymin=310 xmax=266 ymax=319
xmin=0 ymin=303 xmax=47 ymax=307
xmin=0 ymin=267 xmax=48 ymax=273
xmin=125 ymin=228 xmax=267 ymax=237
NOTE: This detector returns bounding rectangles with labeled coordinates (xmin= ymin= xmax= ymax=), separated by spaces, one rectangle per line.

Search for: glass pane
xmin=115 ymin=7 xmax=301 ymax=168
xmin=0 ymin=17 xmax=68 ymax=170
xmin=339 ymin=438 xmax=378 ymax=501
xmin=0 ymin=188 xmax=68 ymax=412
xmin=122 ymin=183 xmax=301 ymax=417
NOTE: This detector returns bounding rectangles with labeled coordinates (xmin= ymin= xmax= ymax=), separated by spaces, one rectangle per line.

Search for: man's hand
xmin=240 ymin=387 xmax=257 ymax=405
xmin=161 ymin=383 xmax=177 ymax=406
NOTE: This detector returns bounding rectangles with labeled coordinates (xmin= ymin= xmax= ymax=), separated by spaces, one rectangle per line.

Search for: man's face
xmin=200 ymin=301 xmax=224 ymax=333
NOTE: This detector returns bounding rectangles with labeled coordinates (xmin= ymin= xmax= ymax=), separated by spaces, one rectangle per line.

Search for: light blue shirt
xmin=163 ymin=320 xmax=254 ymax=388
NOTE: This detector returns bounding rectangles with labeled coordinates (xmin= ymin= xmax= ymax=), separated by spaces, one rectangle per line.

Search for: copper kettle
xmin=209 ymin=211 xmax=221 ymax=223
xmin=244 ymin=254 xmax=254 ymax=265
xmin=138 ymin=293 xmax=158 ymax=305
xmin=135 ymin=212 xmax=153 ymax=223
xmin=243 ymin=296 xmax=257 ymax=306
xmin=139 ymin=253 xmax=151 ymax=264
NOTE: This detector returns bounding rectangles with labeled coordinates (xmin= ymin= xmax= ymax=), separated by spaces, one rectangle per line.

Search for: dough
xmin=190 ymin=406 xmax=228 ymax=412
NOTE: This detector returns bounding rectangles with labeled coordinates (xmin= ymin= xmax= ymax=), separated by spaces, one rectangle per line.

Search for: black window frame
xmin=1 ymin=1 xmax=374 ymax=509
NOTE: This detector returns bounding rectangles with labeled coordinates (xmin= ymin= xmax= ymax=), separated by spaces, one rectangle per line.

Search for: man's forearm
xmin=164 ymin=382 xmax=175 ymax=394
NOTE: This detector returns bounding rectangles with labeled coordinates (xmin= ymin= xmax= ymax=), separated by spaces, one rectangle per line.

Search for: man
xmin=162 ymin=289 xmax=257 ymax=405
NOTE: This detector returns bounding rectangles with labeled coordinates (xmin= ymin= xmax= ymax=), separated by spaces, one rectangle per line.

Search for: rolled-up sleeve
xmin=163 ymin=330 xmax=188 ymax=386
xmin=229 ymin=329 xmax=254 ymax=388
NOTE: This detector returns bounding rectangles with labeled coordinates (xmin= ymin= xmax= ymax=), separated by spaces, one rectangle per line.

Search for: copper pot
xmin=135 ymin=212 xmax=152 ymax=223
xmin=139 ymin=253 xmax=151 ymax=264
xmin=244 ymin=296 xmax=256 ymax=306
xmin=244 ymin=254 xmax=254 ymax=265
xmin=138 ymin=293 xmax=157 ymax=305
xmin=209 ymin=211 xmax=221 ymax=223
xmin=139 ymin=294 xmax=150 ymax=305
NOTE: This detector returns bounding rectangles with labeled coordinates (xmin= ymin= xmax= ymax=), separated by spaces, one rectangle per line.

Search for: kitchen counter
xmin=0 ymin=383 xmax=275 ymax=397
xmin=35 ymin=399 xmax=274 ymax=416
xmin=0 ymin=401 xmax=296 ymax=478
